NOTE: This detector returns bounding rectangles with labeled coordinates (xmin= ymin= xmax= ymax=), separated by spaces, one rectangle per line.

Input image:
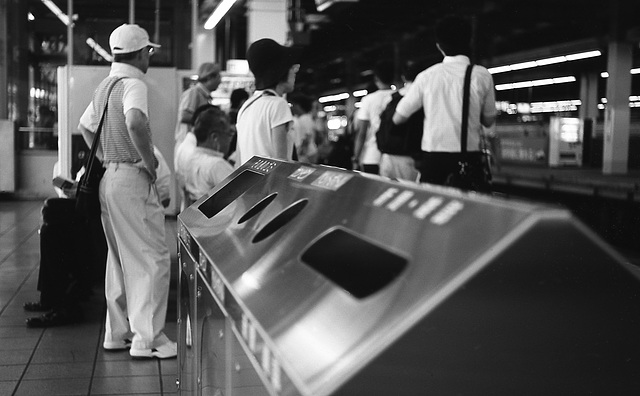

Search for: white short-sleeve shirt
xmin=235 ymin=91 xmax=294 ymax=166
xmin=395 ymin=55 xmax=496 ymax=152
xmin=79 ymin=62 xmax=150 ymax=132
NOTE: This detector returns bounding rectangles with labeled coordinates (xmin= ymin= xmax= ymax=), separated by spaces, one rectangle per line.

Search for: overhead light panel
xmin=41 ymin=0 xmax=72 ymax=26
xmin=315 ymin=0 xmax=358 ymax=12
xmin=601 ymin=68 xmax=640 ymax=78
xmin=204 ymin=0 xmax=237 ymax=30
xmin=488 ymin=50 xmax=601 ymax=75
xmin=319 ymin=92 xmax=349 ymax=103
xmin=495 ymin=76 xmax=576 ymax=91
xmin=86 ymin=38 xmax=113 ymax=62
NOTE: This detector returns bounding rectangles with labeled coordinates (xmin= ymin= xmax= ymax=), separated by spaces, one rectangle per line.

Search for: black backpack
xmin=375 ymin=91 xmax=423 ymax=156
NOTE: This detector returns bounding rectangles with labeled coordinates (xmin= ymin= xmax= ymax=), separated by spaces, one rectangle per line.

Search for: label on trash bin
xmin=311 ymin=171 xmax=353 ymax=191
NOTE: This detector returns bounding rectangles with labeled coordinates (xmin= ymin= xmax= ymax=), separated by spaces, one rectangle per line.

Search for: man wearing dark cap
xmin=174 ymin=62 xmax=222 ymax=145
xmin=78 ymin=24 xmax=176 ymax=359
xmin=235 ymin=38 xmax=302 ymax=165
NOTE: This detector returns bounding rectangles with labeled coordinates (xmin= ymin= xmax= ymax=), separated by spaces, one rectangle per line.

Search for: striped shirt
xmin=79 ymin=63 xmax=154 ymax=164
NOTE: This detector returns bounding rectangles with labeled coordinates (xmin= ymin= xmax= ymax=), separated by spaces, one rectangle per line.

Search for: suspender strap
xmin=460 ymin=64 xmax=473 ymax=154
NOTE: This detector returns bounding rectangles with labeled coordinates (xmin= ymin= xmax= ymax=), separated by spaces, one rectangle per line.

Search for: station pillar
xmin=246 ymin=0 xmax=288 ymax=45
xmin=602 ymin=41 xmax=631 ymax=174
xmin=191 ymin=0 xmax=216 ymax=70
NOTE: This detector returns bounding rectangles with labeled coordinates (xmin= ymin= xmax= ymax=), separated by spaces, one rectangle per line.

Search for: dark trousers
xmin=38 ymin=198 xmax=106 ymax=309
xmin=416 ymin=151 xmax=491 ymax=192
xmin=362 ymin=164 xmax=380 ymax=175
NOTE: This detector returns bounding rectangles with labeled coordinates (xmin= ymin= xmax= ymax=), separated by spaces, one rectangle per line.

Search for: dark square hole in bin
xmin=301 ymin=228 xmax=408 ymax=299
xmin=199 ymin=170 xmax=263 ymax=219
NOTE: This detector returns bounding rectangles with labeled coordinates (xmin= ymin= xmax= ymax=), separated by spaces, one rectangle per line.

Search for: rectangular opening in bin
xmin=199 ymin=170 xmax=264 ymax=219
xmin=301 ymin=228 xmax=408 ymax=299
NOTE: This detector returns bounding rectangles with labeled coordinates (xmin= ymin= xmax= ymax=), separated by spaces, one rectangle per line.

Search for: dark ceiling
xmin=27 ymin=0 xmax=640 ymax=95
xmin=293 ymin=0 xmax=640 ymax=94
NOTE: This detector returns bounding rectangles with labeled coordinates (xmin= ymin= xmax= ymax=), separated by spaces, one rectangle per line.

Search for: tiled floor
xmin=0 ymin=199 xmax=179 ymax=396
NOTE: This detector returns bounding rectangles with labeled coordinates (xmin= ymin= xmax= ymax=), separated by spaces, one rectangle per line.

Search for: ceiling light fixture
xmin=488 ymin=50 xmax=601 ymax=75
xmin=86 ymin=38 xmax=113 ymax=62
xmin=319 ymin=92 xmax=350 ymax=103
xmin=601 ymin=68 xmax=640 ymax=78
xmin=41 ymin=0 xmax=71 ymax=26
xmin=315 ymin=0 xmax=358 ymax=13
xmin=204 ymin=0 xmax=237 ymax=30
xmin=495 ymin=76 xmax=576 ymax=91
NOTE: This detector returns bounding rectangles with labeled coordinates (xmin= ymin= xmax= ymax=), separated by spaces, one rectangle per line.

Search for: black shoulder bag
xmin=76 ymin=77 xmax=124 ymax=221
xmin=445 ymin=65 xmax=492 ymax=193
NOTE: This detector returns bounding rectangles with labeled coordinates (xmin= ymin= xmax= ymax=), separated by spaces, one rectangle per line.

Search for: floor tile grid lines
xmin=0 ymin=201 xmax=42 ymax=238
xmin=8 ymin=326 xmax=47 ymax=396
xmin=0 ymin=251 xmax=39 ymax=318
xmin=87 ymin=314 xmax=106 ymax=396
xmin=0 ymin=227 xmax=39 ymax=269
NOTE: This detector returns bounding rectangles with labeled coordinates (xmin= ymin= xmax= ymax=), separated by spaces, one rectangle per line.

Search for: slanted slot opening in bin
xmin=238 ymin=193 xmax=278 ymax=224
xmin=199 ymin=170 xmax=264 ymax=219
xmin=252 ymin=199 xmax=309 ymax=243
xmin=301 ymin=228 xmax=408 ymax=299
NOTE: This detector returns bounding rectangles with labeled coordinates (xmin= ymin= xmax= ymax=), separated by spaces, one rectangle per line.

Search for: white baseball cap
xmin=109 ymin=24 xmax=160 ymax=55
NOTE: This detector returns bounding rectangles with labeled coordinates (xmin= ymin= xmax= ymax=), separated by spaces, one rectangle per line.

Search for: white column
xmin=246 ymin=0 xmax=288 ymax=45
xmin=602 ymin=41 xmax=631 ymax=174
xmin=191 ymin=0 xmax=216 ymax=68
xmin=193 ymin=25 xmax=216 ymax=67
xmin=0 ymin=0 xmax=7 ymax=119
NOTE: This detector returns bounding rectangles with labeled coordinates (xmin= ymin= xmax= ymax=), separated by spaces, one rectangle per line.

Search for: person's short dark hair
xmin=113 ymin=48 xmax=143 ymax=62
xmin=373 ymin=60 xmax=395 ymax=86
xmin=288 ymin=92 xmax=313 ymax=113
xmin=230 ymin=88 xmax=249 ymax=109
xmin=192 ymin=105 xmax=230 ymax=144
xmin=435 ymin=15 xmax=472 ymax=56
xmin=401 ymin=60 xmax=425 ymax=82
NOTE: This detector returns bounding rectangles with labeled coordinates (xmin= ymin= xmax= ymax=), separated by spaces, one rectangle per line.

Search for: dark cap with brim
xmin=246 ymin=38 xmax=302 ymax=90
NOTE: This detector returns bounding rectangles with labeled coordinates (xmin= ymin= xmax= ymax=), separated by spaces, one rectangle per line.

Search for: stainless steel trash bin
xmin=177 ymin=156 xmax=640 ymax=395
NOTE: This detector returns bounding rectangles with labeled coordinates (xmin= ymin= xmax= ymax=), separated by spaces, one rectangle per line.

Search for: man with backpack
xmin=377 ymin=60 xmax=424 ymax=181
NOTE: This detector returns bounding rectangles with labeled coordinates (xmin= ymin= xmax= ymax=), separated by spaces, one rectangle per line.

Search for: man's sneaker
xmin=103 ymin=339 xmax=132 ymax=351
xmin=130 ymin=341 xmax=177 ymax=360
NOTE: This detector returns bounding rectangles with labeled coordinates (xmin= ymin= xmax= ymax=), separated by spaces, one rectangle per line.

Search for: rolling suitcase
xmin=37 ymin=197 xmax=106 ymax=309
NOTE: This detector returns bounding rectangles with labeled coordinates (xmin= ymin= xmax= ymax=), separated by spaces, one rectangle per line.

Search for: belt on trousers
xmin=106 ymin=161 xmax=145 ymax=170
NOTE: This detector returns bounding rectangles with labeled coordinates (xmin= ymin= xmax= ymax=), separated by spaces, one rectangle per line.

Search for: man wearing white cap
xmin=78 ymin=24 xmax=176 ymax=359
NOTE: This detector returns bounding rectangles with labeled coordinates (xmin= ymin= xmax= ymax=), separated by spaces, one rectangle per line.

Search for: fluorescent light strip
xmin=86 ymin=38 xmax=113 ymax=62
xmin=353 ymin=89 xmax=368 ymax=97
xmin=600 ymin=95 xmax=640 ymax=103
xmin=319 ymin=92 xmax=350 ymax=103
xmin=497 ymin=99 xmax=582 ymax=114
xmin=495 ymin=76 xmax=576 ymax=91
xmin=488 ymin=50 xmax=601 ymax=74
xmin=204 ymin=0 xmax=237 ymax=30
xmin=41 ymin=0 xmax=71 ymax=26
xmin=530 ymin=100 xmax=581 ymax=113
xmin=601 ymin=68 xmax=640 ymax=78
